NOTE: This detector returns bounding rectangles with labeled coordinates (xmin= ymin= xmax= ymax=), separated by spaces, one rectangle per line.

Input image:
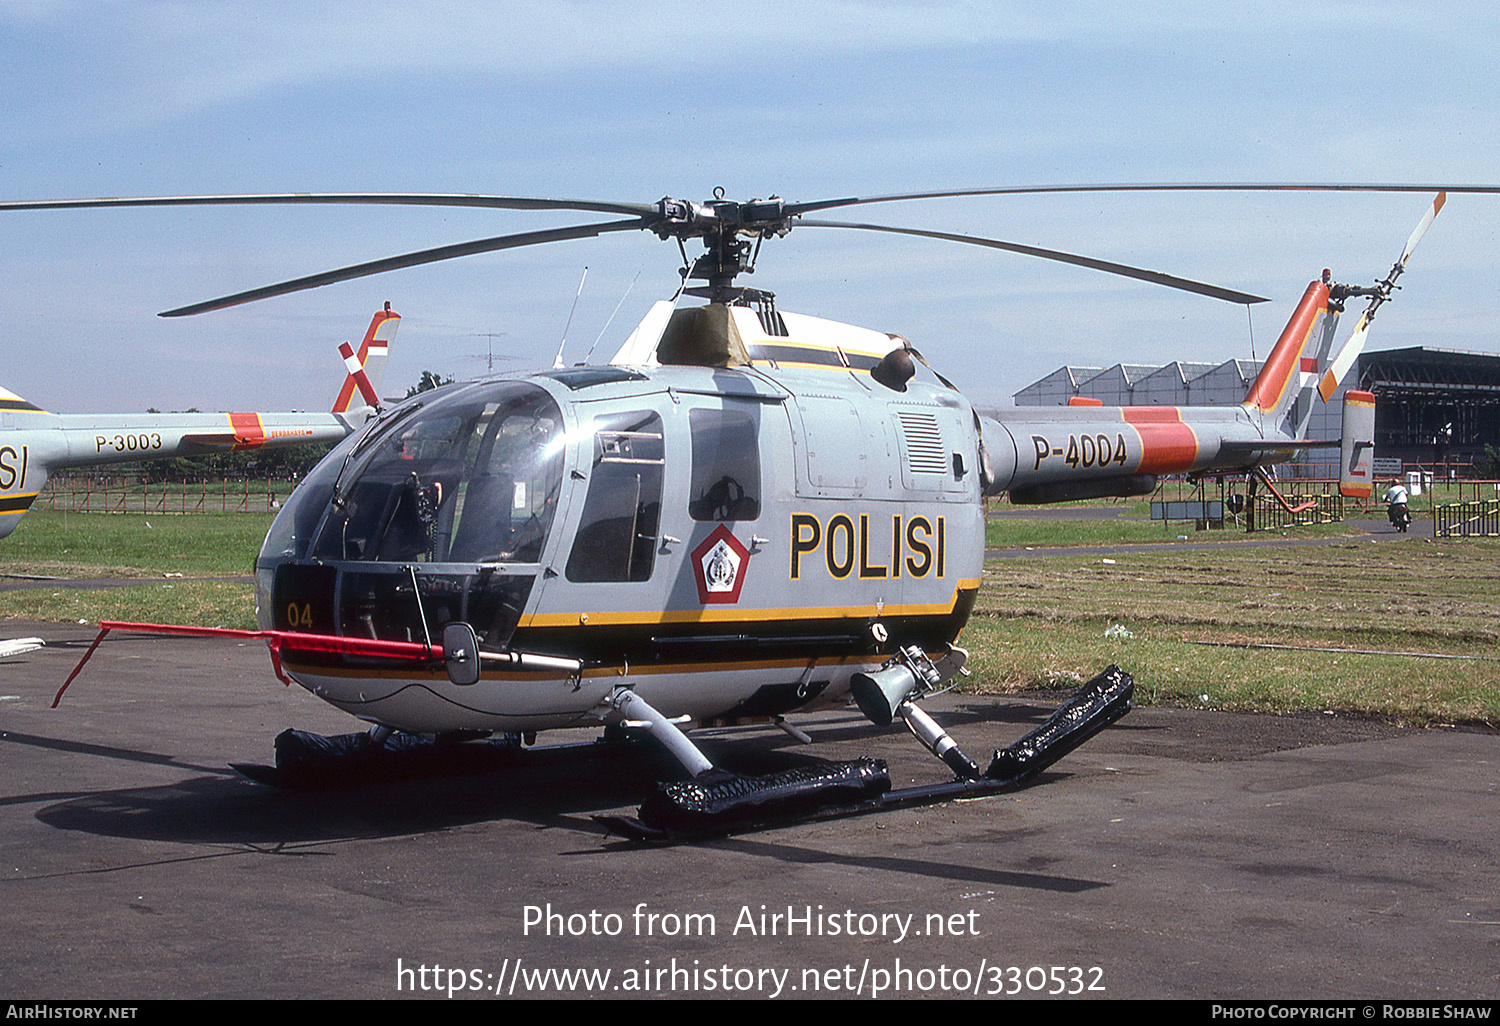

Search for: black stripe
xmin=276 ymin=597 xmax=977 ymax=675
xmin=747 ymin=344 xmax=844 ymax=367
xmin=0 ymin=493 xmax=37 ymax=514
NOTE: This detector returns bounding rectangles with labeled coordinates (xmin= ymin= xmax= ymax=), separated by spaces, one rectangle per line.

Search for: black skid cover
xmin=985 ymin=665 xmax=1133 ymax=784
xmin=636 ymin=758 xmax=891 ymax=836
xmin=232 ymin=728 xmax=523 ymax=788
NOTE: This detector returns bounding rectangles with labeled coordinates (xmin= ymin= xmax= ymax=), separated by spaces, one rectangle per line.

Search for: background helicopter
xmin=0 ymin=304 xmax=399 ymax=540
xmin=28 ymin=184 xmax=1468 ymax=840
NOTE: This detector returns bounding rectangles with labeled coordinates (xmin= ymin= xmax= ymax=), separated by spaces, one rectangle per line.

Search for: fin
xmin=1241 ymin=278 xmax=1341 ymax=437
xmin=1339 ymin=389 xmax=1376 ymax=498
xmin=332 ymin=303 xmax=399 ymax=413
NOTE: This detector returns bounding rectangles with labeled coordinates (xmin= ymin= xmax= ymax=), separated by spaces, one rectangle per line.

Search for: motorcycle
xmin=1388 ymin=501 xmax=1412 ymax=532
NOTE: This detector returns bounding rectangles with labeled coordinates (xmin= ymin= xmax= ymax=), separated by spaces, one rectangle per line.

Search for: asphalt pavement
xmin=0 ymin=620 xmax=1494 ymax=1000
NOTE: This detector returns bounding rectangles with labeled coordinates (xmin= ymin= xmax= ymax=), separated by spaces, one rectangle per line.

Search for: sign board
xmin=1151 ymin=500 xmax=1225 ymax=521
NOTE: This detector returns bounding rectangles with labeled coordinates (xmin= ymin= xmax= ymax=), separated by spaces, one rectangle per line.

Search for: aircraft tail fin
xmin=337 ymin=341 xmax=381 ymax=411
xmin=1339 ymin=389 xmax=1376 ymax=498
xmin=332 ymin=303 xmax=399 ymax=414
xmin=1240 ymin=278 xmax=1341 ymax=437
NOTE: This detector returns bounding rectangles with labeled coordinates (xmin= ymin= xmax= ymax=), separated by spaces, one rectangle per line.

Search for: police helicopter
xmin=21 ymin=184 xmax=1461 ymax=840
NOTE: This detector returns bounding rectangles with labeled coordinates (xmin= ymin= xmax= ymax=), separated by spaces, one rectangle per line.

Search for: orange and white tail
xmin=1339 ymin=389 xmax=1376 ymax=498
xmin=1240 ymin=277 xmax=1342 ymax=438
xmin=332 ymin=303 xmax=399 ymax=414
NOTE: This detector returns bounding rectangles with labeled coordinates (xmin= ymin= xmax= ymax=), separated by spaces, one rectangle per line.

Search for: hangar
xmin=1013 ymin=347 xmax=1500 ymax=475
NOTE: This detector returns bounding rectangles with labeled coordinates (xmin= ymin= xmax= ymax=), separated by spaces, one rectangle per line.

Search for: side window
xmin=688 ymin=407 xmax=761 ymax=521
xmin=565 ymin=411 xmax=664 ymax=583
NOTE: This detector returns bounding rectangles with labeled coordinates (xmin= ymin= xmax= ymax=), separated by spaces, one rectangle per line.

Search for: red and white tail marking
xmin=1242 ymin=280 xmax=1332 ymax=417
xmin=333 ymin=304 xmax=400 ymax=413
xmin=338 ymin=341 xmax=381 ymax=410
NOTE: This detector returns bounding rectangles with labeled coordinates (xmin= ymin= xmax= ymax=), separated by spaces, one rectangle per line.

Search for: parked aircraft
xmin=0 ymin=305 xmax=398 ymax=539
xmin=24 ymin=185 xmax=1454 ymax=839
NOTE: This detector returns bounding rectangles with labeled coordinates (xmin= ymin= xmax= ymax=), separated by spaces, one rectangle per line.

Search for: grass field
xmin=0 ymin=508 xmax=274 ymax=576
xmin=963 ymin=538 xmax=1500 ymax=724
xmin=3 ymin=507 xmax=1495 ymax=724
xmin=983 ymin=513 xmax=1362 ymax=548
xmin=0 ymin=509 xmax=274 ymax=628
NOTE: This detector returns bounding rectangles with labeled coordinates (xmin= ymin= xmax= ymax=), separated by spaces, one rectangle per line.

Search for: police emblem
xmin=690 ymin=525 xmax=751 ymax=604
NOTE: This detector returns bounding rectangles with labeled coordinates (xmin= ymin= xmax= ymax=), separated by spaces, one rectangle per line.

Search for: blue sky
xmin=4 ymin=1 xmax=1500 ymax=413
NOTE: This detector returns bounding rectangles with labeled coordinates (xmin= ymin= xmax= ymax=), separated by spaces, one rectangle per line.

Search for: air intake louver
xmin=896 ymin=411 xmax=946 ymax=475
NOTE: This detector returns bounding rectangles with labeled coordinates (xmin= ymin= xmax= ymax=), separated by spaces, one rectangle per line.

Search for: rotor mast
xmin=653 ymin=190 xmax=791 ymax=302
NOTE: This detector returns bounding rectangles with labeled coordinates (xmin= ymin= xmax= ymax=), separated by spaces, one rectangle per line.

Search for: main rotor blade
xmin=796 ymin=218 xmax=1269 ymax=305
xmin=0 ymin=192 xmax=658 ymax=218
xmin=784 ymin=182 xmax=1500 ymax=217
xmin=159 ymin=217 xmax=651 ymax=317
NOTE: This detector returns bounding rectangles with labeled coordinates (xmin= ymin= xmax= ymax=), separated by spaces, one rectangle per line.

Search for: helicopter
xmin=22 ymin=184 xmax=1461 ymax=840
xmin=0 ymin=304 xmax=400 ymax=540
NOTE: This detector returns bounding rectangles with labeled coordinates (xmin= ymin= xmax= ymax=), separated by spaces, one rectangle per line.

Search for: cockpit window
xmin=565 ymin=410 xmax=664 ymax=583
xmin=260 ymin=428 xmax=362 ymax=562
xmin=301 ymin=381 xmax=565 ymax=563
xmin=688 ymin=407 xmax=761 ymax=521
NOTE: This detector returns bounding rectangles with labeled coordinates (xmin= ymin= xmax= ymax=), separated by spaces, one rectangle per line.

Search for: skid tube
xmin=594 ymin=665 xmax=1134 ymax=844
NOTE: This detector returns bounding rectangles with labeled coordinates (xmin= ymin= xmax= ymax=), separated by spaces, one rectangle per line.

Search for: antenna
xmin=553 ymin=266 xmax=588 ymax=368
xmin=464 ymin=332 xmax=509 ymax=373
xmin=580 ymin=269 xmax=643 ymax=365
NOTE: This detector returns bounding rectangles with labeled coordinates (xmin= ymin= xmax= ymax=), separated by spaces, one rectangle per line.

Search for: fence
xmin=1434 ymin=498 xmax=1500 ymax=538
xmin=1150 ymin=476 xmax=1347 ymax=533
xmin=39 ymin=474 xmax=298 ymax=514
xmin=1251 ymin=491 xmax=1344 ymax=531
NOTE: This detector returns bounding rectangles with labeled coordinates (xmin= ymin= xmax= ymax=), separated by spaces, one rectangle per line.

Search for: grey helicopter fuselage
xmin=255 ymin=267 xmax=1375 ymax=738
xmin=257 ymin=305 xmax=987 ymax=735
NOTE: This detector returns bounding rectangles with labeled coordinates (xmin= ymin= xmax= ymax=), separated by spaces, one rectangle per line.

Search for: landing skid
xmin=595 ymin=666 xmax=1134 ymax=844
xmin=596 ymin=773 xmax=1042 ymax=845
xmin=231 ymin=727 xmax=525 ymax=789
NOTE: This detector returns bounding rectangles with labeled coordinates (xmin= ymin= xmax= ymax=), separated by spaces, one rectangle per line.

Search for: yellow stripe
xmin=754 ymin=341 xmax=884 ymax=358
xmin=518 ymin=580 xmax=982 ymax=629
xmin=0 ymin=492 xmax=40 ymax=516
xmin=749 ymin=359 xmax=872 ymax=374
xmin=283 ymin=652 xmax=887 ymax=683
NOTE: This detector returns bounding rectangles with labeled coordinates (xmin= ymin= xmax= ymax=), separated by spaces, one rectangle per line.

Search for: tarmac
xmin=0 ymin=614 xmax=1495 ymax=1000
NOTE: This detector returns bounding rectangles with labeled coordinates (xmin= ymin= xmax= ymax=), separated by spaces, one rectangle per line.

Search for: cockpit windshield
xmin=272 ymin=381 xmax=566 ymax=564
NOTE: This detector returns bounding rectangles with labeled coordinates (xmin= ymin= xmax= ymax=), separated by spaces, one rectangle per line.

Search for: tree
xmin=405 ymin=370 xmax=455 ymax=398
